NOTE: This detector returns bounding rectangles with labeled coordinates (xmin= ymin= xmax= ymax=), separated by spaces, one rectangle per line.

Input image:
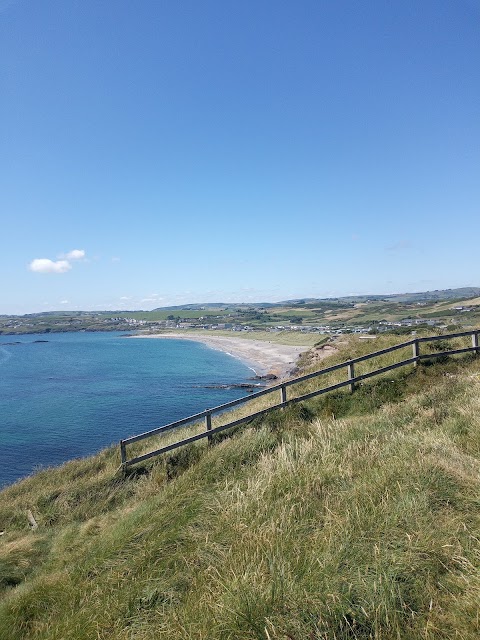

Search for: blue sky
xmin=1 ymin=0 xmax=479 ymax=313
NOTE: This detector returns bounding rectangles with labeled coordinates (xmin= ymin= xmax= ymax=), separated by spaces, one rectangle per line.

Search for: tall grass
xmin=1 ymin=334 xmax=479 ymax=638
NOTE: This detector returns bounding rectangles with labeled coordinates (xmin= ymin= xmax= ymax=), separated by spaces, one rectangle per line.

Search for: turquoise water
xmin=0 ymin=332 xmax=256 ymax=487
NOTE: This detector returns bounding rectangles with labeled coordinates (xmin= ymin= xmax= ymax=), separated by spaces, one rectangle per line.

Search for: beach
xmin=129 ymin=332 xmax=312 ymax=378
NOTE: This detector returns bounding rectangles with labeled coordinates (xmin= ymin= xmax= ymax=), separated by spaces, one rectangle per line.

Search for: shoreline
xmin=128 ymin=332 xmax=311 ymax=379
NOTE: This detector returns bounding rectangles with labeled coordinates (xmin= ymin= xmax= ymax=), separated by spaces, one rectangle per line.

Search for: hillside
xmin=1 ymin=336 xmax=479 ymax=639
xmin=3 ymin=286 xmax=480 ymax=336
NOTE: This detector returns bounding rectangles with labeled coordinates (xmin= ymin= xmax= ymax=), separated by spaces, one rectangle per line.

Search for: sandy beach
xmin=129 ymin=332 xmax=311 ymax=378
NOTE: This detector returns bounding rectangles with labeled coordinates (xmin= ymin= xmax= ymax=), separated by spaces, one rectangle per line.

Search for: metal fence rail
xmin=120 ymin=329 xmax=480 ymax=469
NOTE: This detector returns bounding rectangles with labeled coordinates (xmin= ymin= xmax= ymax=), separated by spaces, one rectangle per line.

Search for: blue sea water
xmin=0 ymin=332 xmax=257 ymax=488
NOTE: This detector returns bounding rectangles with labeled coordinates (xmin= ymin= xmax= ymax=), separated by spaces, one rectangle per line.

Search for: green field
xmin=2 ymin=288 xmax=480 ymax=335
xmin=114 ymin=309 xmax=226 ymax=321
xmin=171 ymin=328 xmax=326 ymax=346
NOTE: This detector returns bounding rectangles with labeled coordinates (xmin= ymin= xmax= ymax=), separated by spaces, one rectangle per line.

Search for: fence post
xmin=280 ymin=384 xmax=287 ymax=408
xmin=412 ymin=339 xmax=420 ymax=366
xmin=347 ymin=361 xmax=355 ymax=393
xmin=120 ymin=440 xmax=127 ymax=474
xmin=205 ymin=411 xmax=212 ymax=444
xmin=472 ymin=331 xmax=479 ymax=355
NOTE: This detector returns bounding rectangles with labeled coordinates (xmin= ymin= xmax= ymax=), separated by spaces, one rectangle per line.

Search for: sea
xmin=0 ymin=331 xmax=257 ymax=488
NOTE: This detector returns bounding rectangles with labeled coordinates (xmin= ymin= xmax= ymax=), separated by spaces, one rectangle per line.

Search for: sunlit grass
xmin=1 ymin=333 xmax=480 ymax=639
xmin=161 ymin=328 xmax=323 ymax=346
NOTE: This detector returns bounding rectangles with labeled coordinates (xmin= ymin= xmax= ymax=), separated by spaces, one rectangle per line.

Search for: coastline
xmin=128 ymin=332 xmax=311 ymax=379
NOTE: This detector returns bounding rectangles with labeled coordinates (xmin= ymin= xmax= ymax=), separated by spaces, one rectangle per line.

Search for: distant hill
xmin=153 ymin=287 xmax=480 ymax=312
xmin=152 ymin=302 xmax=278 ymax=311
xmin=383 ymin=287 xmax=480 ymax=302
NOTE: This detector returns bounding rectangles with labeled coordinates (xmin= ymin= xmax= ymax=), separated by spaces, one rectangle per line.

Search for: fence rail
xmin=120 ymin=329 xmax=480 ymax=470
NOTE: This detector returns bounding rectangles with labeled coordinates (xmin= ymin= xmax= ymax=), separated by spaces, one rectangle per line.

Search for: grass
xmin=161 ymin=328 xmax=324 ymax=346
xmin=1 ymin=334 xmax=480 ymax=638
xmin=115 ymin=310 xmax=224 ymax=321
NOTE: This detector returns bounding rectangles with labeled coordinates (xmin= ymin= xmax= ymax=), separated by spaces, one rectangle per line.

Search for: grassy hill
xmin=3 ymin=286 xmax=480 ymax=335
xmin=1 ymin=335 xmax=479 ymax=639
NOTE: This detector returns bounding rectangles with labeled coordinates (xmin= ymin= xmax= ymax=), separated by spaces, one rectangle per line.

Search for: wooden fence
xmin=120 ymin=329 xmax=479 ymax=470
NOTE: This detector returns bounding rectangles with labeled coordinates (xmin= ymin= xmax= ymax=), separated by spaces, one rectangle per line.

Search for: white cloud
xmin=63 ymin=249 xmax=85 ymax=260
xmin=29 ymin=259 xmax=72 ymax=274
xmin=120 ymin=296 xmax=130 ymax=300
xmin=29 ymin=248 xmax=87 ymax=275
xmin=60 ymin=300 xmax=69 ymax=304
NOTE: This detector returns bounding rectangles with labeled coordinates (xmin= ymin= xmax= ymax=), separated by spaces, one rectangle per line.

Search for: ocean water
xmin=0 ymin=332 xmax=257 ymax=488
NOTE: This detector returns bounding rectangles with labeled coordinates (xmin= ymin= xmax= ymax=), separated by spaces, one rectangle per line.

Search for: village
xmin=2 ymin=291 xmax=478 ymax=337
